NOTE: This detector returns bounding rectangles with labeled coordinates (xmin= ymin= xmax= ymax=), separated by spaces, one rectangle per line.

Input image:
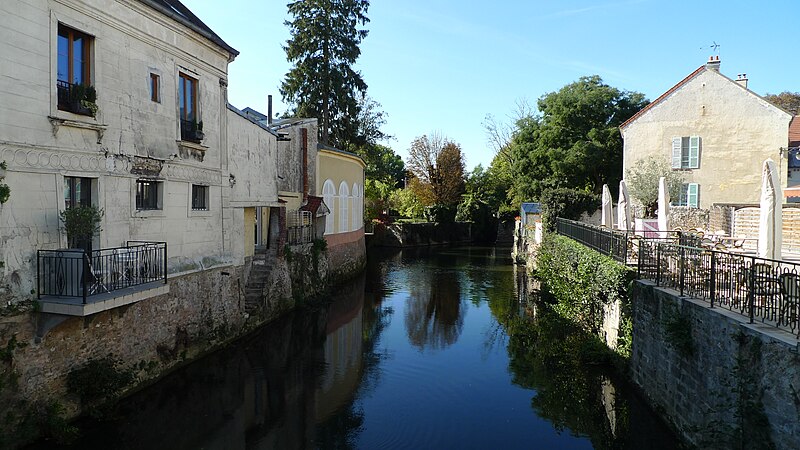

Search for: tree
xmin=508 ymin=76 xmax=648 ymax=204
xmin=406 ymin=133 xmax=466 ymax=206
xmin=435 ymin=142 xmax=466 ymax=205
xmin=361 ymin=144 xmax=404 ymax=187
xmin=763 ymin=91 xmax=800 ymax=114
xmin=280 ymin=0 xmax=370 ymax=147
xmin=625 ymin=156 xmax=685 ymax=218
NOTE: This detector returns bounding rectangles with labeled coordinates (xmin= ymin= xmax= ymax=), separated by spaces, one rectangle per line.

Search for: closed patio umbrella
xmin=617 ymin=180 xmax=631 ymax=231
xmin=601 ymin=184 xmax=613 ymax=228
xmin=758 ymin=159 xmax=782 ymax=261
xmin=657 ymin=177 xmax=669 ymax=239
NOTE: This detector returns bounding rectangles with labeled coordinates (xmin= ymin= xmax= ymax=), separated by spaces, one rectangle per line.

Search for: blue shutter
xmin=672 ymin=137 xmax=682 ymax=168
xmin=687 ymin=183 xmax=699 ymax=208
xmin=688 ymin=136 xmax=700 ymax=168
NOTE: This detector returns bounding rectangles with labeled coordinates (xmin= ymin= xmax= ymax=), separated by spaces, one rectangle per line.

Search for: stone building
xmin=620 ymin=56 xmax=793 ymax=210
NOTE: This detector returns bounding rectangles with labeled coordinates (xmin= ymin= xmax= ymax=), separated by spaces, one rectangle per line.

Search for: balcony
xmin=180 ymin=118 xmax=204 ymax=143
xmin=56 ymin=80 xmax=98 ymax=117
xmin=37 ymin=241 xmax=169 ymax=316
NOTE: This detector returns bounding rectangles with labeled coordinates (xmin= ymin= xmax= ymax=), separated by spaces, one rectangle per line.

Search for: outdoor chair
xmin=779 ymin=273 xmax=800 ymax=328
xmin=749 ymin=263 xmax=781 ymax=321
xmin=88 ymin=252 xmax=111 ymax=295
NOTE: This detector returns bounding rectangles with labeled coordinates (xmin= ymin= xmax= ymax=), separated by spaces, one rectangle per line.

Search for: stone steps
xmin=244 ymin=247 xmax=276 ymax=313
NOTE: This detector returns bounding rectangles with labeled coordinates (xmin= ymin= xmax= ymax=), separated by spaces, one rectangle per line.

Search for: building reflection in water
xmin=404 ymin=268 xmax=465 ymax=351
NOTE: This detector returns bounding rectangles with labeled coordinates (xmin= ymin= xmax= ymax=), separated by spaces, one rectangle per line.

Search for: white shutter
xmin=688 ymin=136 xmax=700 ymax=168
xmin=672 ymin=137 xmax=682 ymax=168
xmin=687 ymin=183 xmax=699 ymax=208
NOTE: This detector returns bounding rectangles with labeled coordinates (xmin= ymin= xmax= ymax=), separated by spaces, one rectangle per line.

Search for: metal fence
xmin=287 ymin=210 xmax=313 ymax=245
xmin=555 ymin=218 xmax=630 ymax=262
xmin=37 ymin=241 xmax=167 ymax=303
xmin=637 ymin=240 xmax=800 ymax=338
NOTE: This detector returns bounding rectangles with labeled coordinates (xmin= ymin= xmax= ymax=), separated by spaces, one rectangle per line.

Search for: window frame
xmin=677 ymin=183 xmax=700 ymax=208
xmin=671 ymin=136 xmax=700 ymax=169
xmin=135 ymin=179 xmax=161 ymax=211
xmin=191 ymin=184 xmax=209 ymax=211
xmin=178 ymin=72 xmax=198 ymax=122
xmin=150 ymin=73 xmax=160 ymax=103
xmin=57 ymin=23 xmax=92 ymax=86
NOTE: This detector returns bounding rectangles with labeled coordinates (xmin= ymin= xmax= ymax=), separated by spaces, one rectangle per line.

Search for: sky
xmin=184 ymin=0 xmax=800 ymax=171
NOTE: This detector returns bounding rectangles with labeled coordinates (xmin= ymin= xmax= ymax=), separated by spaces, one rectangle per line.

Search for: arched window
xmin=351 ymin=183 xmax=361 ymax=231
xmin=338 ymin=181 xmax=349 ymax=233
xmin=322 ymin=179 xmax=336 ymax=235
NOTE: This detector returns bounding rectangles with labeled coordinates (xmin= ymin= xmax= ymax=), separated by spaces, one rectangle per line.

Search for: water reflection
xmin=31 ymin=246 xmax=678 ymax=449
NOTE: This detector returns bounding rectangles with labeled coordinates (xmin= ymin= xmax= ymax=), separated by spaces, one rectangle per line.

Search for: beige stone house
xmin=0 ymin=0 xmax=279 ymax=313
xmin=620 ymin=57 xmax=794 ymax=210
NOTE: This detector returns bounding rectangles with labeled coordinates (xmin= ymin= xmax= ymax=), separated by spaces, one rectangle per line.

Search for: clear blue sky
xmin=184 ymin=0 xmax=799 ymax=170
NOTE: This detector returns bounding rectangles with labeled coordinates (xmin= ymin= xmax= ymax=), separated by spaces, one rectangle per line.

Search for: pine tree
xmin=280 ymin=0 xmax=370 ymax=147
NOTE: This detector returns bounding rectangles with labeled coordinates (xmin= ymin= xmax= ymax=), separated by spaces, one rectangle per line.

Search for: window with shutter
xmin=672 ymin=137 xmax=682 ymax=168
xmin=687 ymin=183 xmax=699 ymax=207
xmin=688 ymin=136 xmax=700 ymax=168
xmin=671 ymin=136 xmax=701 ymax=169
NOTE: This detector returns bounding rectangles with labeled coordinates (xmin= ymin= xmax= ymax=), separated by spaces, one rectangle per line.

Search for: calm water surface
xmin=38 ymin=246 xmax=679 ymax=449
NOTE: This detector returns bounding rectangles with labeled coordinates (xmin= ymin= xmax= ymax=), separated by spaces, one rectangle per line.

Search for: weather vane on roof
xmin=701 ymin=41 xmax=721 ymax=54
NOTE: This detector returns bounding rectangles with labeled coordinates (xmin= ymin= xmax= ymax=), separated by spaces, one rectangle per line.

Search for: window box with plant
xmin=60 ymin=205 xmax=104 ymax=251
xmin=180 ymin=119 xmax=204 ymax=143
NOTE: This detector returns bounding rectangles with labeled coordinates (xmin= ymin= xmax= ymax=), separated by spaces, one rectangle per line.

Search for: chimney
xmin=706 ymin=55 xmax=720 ymax=72
xmin=735 ymin=73 xmax=748 ymax=90
xmin=267 ymin=95 xmax=273 ymax=124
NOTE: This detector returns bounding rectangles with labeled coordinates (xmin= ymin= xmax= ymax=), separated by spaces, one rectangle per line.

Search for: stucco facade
xmin=317 ymin=146 xmax=365 ymax=235
xmin=621 ymin=60 xmax=793 ymax=210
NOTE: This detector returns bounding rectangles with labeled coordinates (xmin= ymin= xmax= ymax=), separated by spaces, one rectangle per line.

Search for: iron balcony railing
xmin=180 ymin=118 xmax=204 ymax=143
xmin=555 ymin=218 xmax=630 ymax=263
xmin=37 ymin=241 xmax=167 ymax=304
xmin=287 ymin=210 xmax=313 ymax=245
xmin=637 ymin=241 xmax=800 ymax=338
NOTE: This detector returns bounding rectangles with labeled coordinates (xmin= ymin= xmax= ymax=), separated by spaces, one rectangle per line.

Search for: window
xmin=150 ymin=73 xmax=160 ymax=103
xmin=178 ymin=73 xmax=197 ymax=122
xmin=64 ymin=177 xmax=91 ymax=209
xmin=671 ymin=136 xmax=700 ymax=169
xmin=322 ymin=180 xmax=335 ymax=234
xmin=351 ymin=183 xmax=361 ymax=231
xmin=338 ymin=181 xmax=349 ymax=233
xmin=191 ymin=184 xmax=208 ymax=210
xmin=677 ymin=183 xmax=699 ymax=208
xmin=57 ymin=24 xmax=93 ymax=113
xmin=136 ymin=179 xmax=161 ymax=210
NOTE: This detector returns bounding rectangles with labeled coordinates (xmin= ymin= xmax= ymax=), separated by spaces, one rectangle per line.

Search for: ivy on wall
xmin=535 ymin=234 xmax=635 ymax=357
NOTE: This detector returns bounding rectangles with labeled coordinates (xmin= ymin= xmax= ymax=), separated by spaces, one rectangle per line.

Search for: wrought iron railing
xmin=555 ymin=218 xmax=629 ymax=262
xmin=287 ymin=210 xmax=313 ymax=245
xmin=180 ymin=118 xmax=203 ymax=143
xmin=638 ymin=240 xmax=800 ymax=338
xmin=37 ymin=241 xmax=167 ymax=303
xmin=56 ymin=80 xmax=95 ymax=116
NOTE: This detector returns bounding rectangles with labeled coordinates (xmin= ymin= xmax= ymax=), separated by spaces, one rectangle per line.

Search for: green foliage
xmin=763 ymin=91 xmax=800 ymax=114
xmin=423 ymin=204 xmax=457 ymax=223
xmin=508 ymin=76 xmax=647 ymax=204
xmin=70 ymin=83 xmax=98 ymax=117
xmin=625 ymin=156 xmax=685 ymax=218
xmin=539 ymin=187 xmax=599 ymax=231
xmin=364 ymin=179 xmax=395 ymax=221
xmin=281 ymin=0 xmax=370 ymax=148
xmin=390 ymin=187 xmax=425 ymax=219
xmin=59 ymin=205 xmax=104 ymax=248
xmin=0 ymin=160 xmax=9 ymax=205
xmin=66 ymin=356 xmax=134 ymax=418
xmin=406 ymin=134 xmax=466 ymax=207
xmin=456 ymin=192 xmax=496 ymax=242
xmin=536 ymin=234 xmax=635 ymax=357
xmin=662 ymin=309 xmax=694 ymax=358
xmin=359 ymin=143 xmax=404 ymax=187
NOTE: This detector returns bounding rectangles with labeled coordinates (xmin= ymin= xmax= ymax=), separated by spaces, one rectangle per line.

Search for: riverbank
xmin=0 ymin=236 xmax=365 ymax=447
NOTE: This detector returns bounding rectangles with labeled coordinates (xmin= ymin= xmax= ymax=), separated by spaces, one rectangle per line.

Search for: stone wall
xmin=630 ymin=280 xmax=800 ymax=448
xmin=371 ymin=222 xmax=472 ymax=247
xmin=325 ymin=230 xmax=366 ymax=283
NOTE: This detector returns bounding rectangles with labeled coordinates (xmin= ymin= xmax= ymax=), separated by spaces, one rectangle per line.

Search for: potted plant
xmin=60 ymin=205 xmax=104 ymax=250
xmin=192 ymin=119 xmax=204 ymax=142
xmin=69 ymin=83 xmax=98 ymax=117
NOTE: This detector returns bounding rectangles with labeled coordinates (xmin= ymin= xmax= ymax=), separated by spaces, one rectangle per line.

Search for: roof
xmin=790 ymin=116 xmax=800 ymax=147
xmin=138 ymin=0 xmax=238 ymax=58
xmin=317 ymin=143 xmax=366 ymax=166
xmin=520 ymin=203 xmax=541 ymax=214
xmin=226 ymin=104 xmax=280 ymax=137
xmin=619 ymin=65 xmax=705 ymax=130
xmin=300 ymin=196 xmax=330 ymax=216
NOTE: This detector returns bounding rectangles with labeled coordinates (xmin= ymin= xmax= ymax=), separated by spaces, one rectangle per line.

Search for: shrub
xmin=539 ymin=187 xmax=599 ymax=231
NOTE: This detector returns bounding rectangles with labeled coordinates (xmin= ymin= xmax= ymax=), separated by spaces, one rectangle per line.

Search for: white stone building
xmin=0 ymin=0 xmax=279 ymax=311
xmin=620 ymin=57 xmax=793 ymax=210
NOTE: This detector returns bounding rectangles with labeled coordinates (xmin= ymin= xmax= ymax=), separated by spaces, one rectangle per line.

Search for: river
xmin=34 ymin=245 xmax=679 ymax=449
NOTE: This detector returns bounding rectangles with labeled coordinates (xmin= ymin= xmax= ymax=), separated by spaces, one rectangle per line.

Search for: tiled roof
xmin=619 ymin=66 xmax=706 ymax=130
xmin=789 ymin=116 xmax=800 ymax=147
xmin=300 ymin=196 xmax=330 ymax=216
xmin=138 ymin=0 xmax=238 ymax=57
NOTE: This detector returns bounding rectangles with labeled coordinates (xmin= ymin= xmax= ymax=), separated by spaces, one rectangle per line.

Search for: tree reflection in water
xmin=404 ymin=268 xmax=465 ymax=351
